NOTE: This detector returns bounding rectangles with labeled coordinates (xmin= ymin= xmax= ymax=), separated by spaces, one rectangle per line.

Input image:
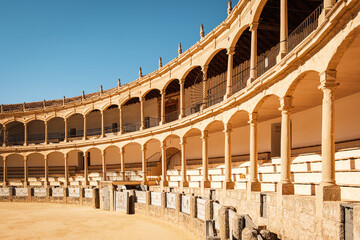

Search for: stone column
xmin=180 ymin=79 xmax=185 ymax=118
xmin=202 ymin=66 xmax=209 ymax=110
xmin=83 ymin=115 xmax=87 ymax=140
xmin=24 ymin=123 xmax=28 ymax=146
xmin=247 ymin=113 xmax=260 ymax=192
xmin=201 ymin=130 xmax=210 ymax=190
xmin=140 ymin=97 xmax=145 ymax=130
xmin=3 ymin=125 xmax=6 ymax=147
xmin=161 ymin=142 xmax=168 ymax=187
xmin=44 ymin=155 xmax=49 ymax=187
xmin=180 ymin=137 xmax=189 ymax=188
xmin=141 ymin=145 xmax=147 ymax=185
xmin=24 ymin=155 xmax=28 ymax=187
xmin=3 ymin=156 xmax=7 ymax=187
xmin=84 ymin=152 xmax=89 ymax=186
xmin=161 ymin=90 xmax=166 ymax=125
xmin=101 ymin=110 xmax=105 ymax=138
xmin=64 ymin=153 xmax=69 ymax=187
xmin=318 ymin=70 xmax=341 ymax=200
xmin=324 ymin=0 xmax=334 ymax=13
xmin=64 ymin=119 xmax=68 ymax=142
xmin=279 ymin=0 xmax=288 ymax=58
xmin=226 ymin=48 xmax=235 ymax=99
xmin=44 ymin=121 xmax=48 ymax=144
xmin=102 ymin=151 xmax=106 ymax=181
xmin=249 ymin=22 xmax=259 ymax=82
xmin=277 ymin=96 xmax=294 ymax=195
xmin=121 ymin=147 xmax=125 ymax=181
xmin=119 ymin=106 xmax=123 ymax=134
xmin=224 ymin=124 xmax=234 ymax=189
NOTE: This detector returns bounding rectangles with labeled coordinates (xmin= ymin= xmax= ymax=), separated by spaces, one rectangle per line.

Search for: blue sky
xmin=0 ymin=0 xmax=228 ymax=104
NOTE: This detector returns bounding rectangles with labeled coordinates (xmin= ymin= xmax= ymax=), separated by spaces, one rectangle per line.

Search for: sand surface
xmin=0 ymin=202 xmax=197 ymax=240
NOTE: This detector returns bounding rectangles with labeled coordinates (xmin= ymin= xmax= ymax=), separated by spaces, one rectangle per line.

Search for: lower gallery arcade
xmin=1 ymin=0 xmax=360 ymax=239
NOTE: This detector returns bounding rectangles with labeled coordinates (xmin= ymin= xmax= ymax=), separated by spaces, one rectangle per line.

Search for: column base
xmin=316 ymin=183 xmax=341 ymax=202
xmin=223 ymin=181 xmax=235 ymax=190
xmin=180 ymin=181 xmax=189 ymax=188
xmin=161 ymin=180 xmax=168 ymax=188
xmin=277 ymin=52 xmax=288 ymax=62
xmin=247 ymin=77 xmax=255 ymax=86
xmin=247 ymin=181 xmax=261 ymax=192
xmin=277 ymin=182 xmax=294 ymax=195
xmin=201 ymin=180 xmax=211 ymax=189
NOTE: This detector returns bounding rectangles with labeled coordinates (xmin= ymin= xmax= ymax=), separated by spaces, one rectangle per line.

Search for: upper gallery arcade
xmin=0 ymin=0 xmax=359 ymax=201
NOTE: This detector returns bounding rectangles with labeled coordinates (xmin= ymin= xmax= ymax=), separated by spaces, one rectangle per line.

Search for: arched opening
xmin=6 ymin=121 xmax=24 ymax=146
xmin=27 ymin=153 xmax=45 ymax=181
xmin=27 ymin=120 xmax=45 ymax=145
xmin=183 ymin=128 xmax=202 ymax=188
xmin=86 ymin=109 xmax=101 ymax=137
xmin=104 ymin=105 xmax=120 ymax=135
xmin=144 ymin=139 xmax=162 ymax=184
xmin=67 ymin=114 xmax=84 ymax=140
xmin=87 ymin=148 xmax=102 ymax=175
xmin=104 ymin=146 xmax=121 ymax=178
xmin=256 ymin=0 xmax=324 ymax=78
xmin=164 ymin=80 xmax=180 ymax=123
xmin=123 ymin=143 xmax=142 ymax=181
xmin=184 ymin=67 xmax=203 ymax=116
xmin=67 ymin=150 xmax=84 ymax=180
xmin=206 ymin=121 xmax=225 ymax=189
xmin=232 ymin=28 xmax=251 ymax=94
xmin=122 ymin=98 xmax=141 ymax=133
xmin=48 ymin=117 xmax=65 ymax=143
xmin=207 ymin=50 xmax=228 ymax=107
xmin=7 ymin=154 xmax=24 ymax=183
xmin=143 ymin=90 xmax=161 ymax=129
xmin=47 ymin=152 xmax=66 ymax=185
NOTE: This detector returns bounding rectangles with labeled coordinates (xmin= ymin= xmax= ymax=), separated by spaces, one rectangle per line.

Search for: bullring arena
xmin=0 ymin=0 xmax=359 ymax=239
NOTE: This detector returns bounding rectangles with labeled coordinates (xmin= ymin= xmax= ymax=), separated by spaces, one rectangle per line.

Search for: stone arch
xmin=203 ymin=48 xmax=227 ymax=67
xmin=104 ymin=145 xmax=121 ymax=166
xmin=229 ymin=24 xmax=251 ymax=49
xmin=26 ymin=152 xmax=45 ymax=178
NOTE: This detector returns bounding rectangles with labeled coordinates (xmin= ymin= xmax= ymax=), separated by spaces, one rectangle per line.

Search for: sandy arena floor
xmin=0 ymin=202 xmax=197 ymax=240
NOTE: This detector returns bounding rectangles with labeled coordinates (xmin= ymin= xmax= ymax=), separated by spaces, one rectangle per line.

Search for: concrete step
xmin=169 ymin=181 xmax=179 ymax=187
xmin=210 ymin=181 xmax=222 ymax=189
xmin=189 ymin=181 xmax=200 ymax=188
xmin=189 ymin=175 xmax=202 ymax=181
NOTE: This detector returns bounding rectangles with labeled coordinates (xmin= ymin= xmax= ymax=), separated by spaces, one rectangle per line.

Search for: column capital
xmin=201 ymin=130 xmax=209 ymax=140
xmin=319 ymin=70 xmax=339 ymax=91
xmin=120 ymin=147 xmax=125 ymax=154
xmin=179 ymin=78 xmax=185 ymax=85
xmin=202 ymin=65 xmax=209 ymax=74
xmin=45 ymin=155 xmax=49 ymax=161
xmin=101 ymin=151 xmax=106 ymax=157
xmin=224 ymin=123 xmax=232 ymax=134
xmin=279 ymin=96 xmax=294 ymax=112
xmin=227 ymin=47 xmax=236 ymax=56
xmin=141 ymin=145 xmax=147 ymax=151
xmin=250 ymin=22 xmax=259 ymax=31
xmin=248 ymin=112 xmax=258 ymax=124
xmin=161 ymin=141 xmax=167 ymax=149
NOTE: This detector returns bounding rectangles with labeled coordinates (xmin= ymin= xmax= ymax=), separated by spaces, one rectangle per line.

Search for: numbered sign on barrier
xmin=0 ymin=188 xmax=10 ymax=197
xmin=16 ymin=188 xmax=28 ymax=197
xmin=166 ymin=193 xmax=176 ymax=209
xmin=52 ymin=188 xmax=64 ymax=197
xmin=68 ymin=188 xmax=80 ymax=197
xmin=150 ymin=192 xmax=161 ymax=206
xmin=84 ymin=189 xmax=93 ymax=198
xmin=115 ymin=191 xmax=129 ymax=213
xmin=135 ymin=191 xmax=146 ymax=204
xmin=181 ymin=195 xmax=191 ymax=214
xmin=34 ymin=188 xmax=47 ymax=197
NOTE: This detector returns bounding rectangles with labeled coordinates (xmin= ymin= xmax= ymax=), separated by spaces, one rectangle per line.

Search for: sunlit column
xmin=83 ymin=115 xmax=87 ymax=140
xmin=161 ymin=90 xmax=166 ymax=125
xmin=3 ymin=125 xmax=7 ymax=147
xmin=44 ymin=121 xmax=48 ymax=145
xmin=226 ymin=48 xmax=235 ymax=99
xmin=249 ymin=22 xmax=259 ymax=82
xmin=202 ymin=66 xmax=209 ymax=110
xmin=44 ymin=155 xmax=49 ymax=187
xmin=24 ymin=155 xmax=28 ymax=187
xmin=119 ymin=106 xmax=123 ymax=134
xmin=64 ymin=119 xmax=68 ymax=142
xmin=84 ymin=152 xmax=89 ymax=186
xmin=161 ymin=141 xmax=168 ymax=187
xmin=140 ymin=97 xmax=145 ymax=130
xmin=248 ymin=112 xmax=261 ymax=192
xmin=3 ymin=156 xmax=7 ymax=187
xmin=224 ymin=124 xmax=234 ymax=189
xmin=101 ymin=110 xmax=105 ymax=138
xmin=24 ymin=123 xmax=28 ymax=146
xmin=278 ymin=96 xmax=294 ymax=195
xmin=180 ymin=137 xmax=188 ymax=188
xmin=201 ymin=130 xmax=210 ymax=189
xmin=280 ymin=0 xmax=288 ymax=58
